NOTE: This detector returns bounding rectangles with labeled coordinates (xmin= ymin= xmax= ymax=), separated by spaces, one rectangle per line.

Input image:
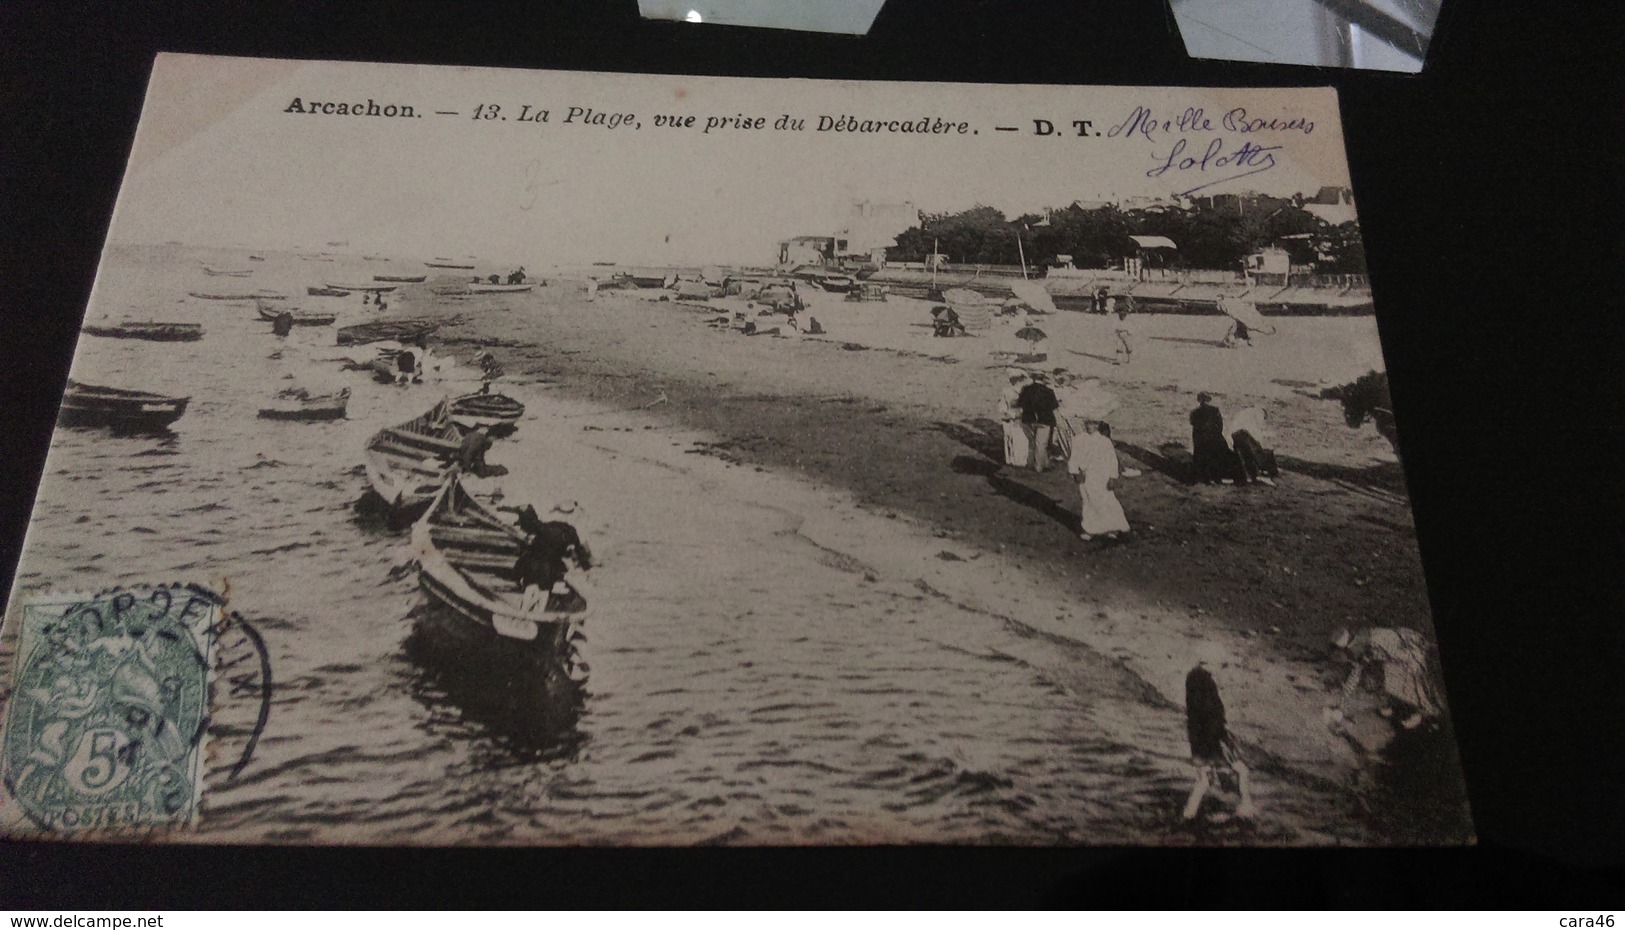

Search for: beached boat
xmin=468 ymin=283 xmax=533 ymax=294
xmin=257 ymin=305 xmax=337 ymax=326
xmin=307 ymin=286 xmax=350 ymax=297
xmin=336 ymin=318 xmax=441 ymax=346
xmin=374 ymin=274 xmax=427 ymax=283
xmin=363 ymin=399 xmax=465 ymax=509
xmin=189 ymin=291 xmax=286 ymax=301
xmin=450 ymin=391 xmax=525 ymax=431
xmin=258 ymin=386 xmax=350 ymax=421
xmin=58 ymin=380 xmax=189 ymax=432
xmin=411 ymin=474 xmax=588 ymax=647
xmin=815 ymin=274 xmax=857 ymax=293
xmin=82 ymin=321 xmax=203 ymax=342
xmin=324 ymin=283 xmax=398 ymax=294
xmin=425 ymin=261 xmax=476 ymax=270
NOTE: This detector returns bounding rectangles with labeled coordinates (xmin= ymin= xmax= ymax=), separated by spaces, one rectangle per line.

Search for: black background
xmin=1 ymin=0 xmax=1620 ymax=909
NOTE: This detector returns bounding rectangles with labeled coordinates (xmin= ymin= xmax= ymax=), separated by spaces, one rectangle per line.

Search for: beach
xmin=420 ymin=275 xmax=1462 ymax=830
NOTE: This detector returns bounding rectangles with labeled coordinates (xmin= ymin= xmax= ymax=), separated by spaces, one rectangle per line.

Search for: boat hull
xmin=58 ymin=382 xmax=190 ymax=432
xmin=82 ymin=323 xmax=203 ymax=342
xmin=257 ymin=307 xmax=337 ymax=326
xmin=468 ymin=284 xmax=533 ymax=294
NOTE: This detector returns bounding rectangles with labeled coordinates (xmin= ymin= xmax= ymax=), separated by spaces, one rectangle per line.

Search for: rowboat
xmin=450 ymin=391 xmax=525 ymax=431
xmin=815 ymin=274 xmax=857 ymax=293
xmin=468 ymin=283 xmax=532 ymax=294
xmin=373 ymin=274 xmax=427 ymax=283
xmin=189 ymin=291 xmax=286 ymax=301
xmin=257 ymin=305 xmax=337 ymax=326
xmin=324 ymin=283 xmax=398 ymax=294
xmin=58 ymin=380 xmax=189 ymax=432
xmin=411 ymin=474 xmax=588 ymax=648
xmin=337 ymin=318 xmax=441 ymax=346
xmin=248 ymin=255 xmax=266 ymax=261
xmin=82 ymin=321 xmax=203 ymax=342
xmin=363 ymin=399 xmax=465 ymax=509
xmin=307 ymin=286 xmax=350 ymax=297
xmin=203 ymin=267 xmax=252 ymax=277
xmin=425 ymin=261 xmax=476 ymax=270
xmin=258 ymin=387 xmax=350 ymax=421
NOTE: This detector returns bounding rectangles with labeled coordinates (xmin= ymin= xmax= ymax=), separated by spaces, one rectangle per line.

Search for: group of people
xmin=1190 ymin=393 xmax=1280 ymax=486
xmin=1001 ymin=368 xmax=1133 ymax=542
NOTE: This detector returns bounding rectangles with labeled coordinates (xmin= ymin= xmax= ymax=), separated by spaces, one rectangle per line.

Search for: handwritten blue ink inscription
xmin=1107 ymin=105 xmax=1314 ymax=197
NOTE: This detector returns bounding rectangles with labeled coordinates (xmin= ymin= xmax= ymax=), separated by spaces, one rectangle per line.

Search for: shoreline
xmin=407 ymin=282 xmax=1467 ymax=837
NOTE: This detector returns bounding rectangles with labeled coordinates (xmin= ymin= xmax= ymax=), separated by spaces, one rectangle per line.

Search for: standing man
xmin=1015 ymin=374 xmax=1060 ymax=473
xmin=1190 ymin=392 xmax=1237 ymax=484
xmin=1113 ymin=298 xmax=1137 ymax=365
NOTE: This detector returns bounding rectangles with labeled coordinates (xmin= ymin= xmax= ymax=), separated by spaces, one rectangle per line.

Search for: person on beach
xmin=1112 ymin=299 xmax=1137 ymax=365
xmin=1069 ymin=419 xmax=1129 ymax=541
xmin=474 ymin=349 xmax=504 ymax=390
xmin=1183 ymin=658 xmax=1258 ymax=821
xmin=1190 ymin=393 xmax=1239 ymax=485
xmin=1330 ymin=627 xmax=1444 ymax=730
xmin=1054 ymin=375 xmax=1115 ymax=460
xmin=586 ymin=277 xmax=599 ymax=302
xmin=1222 ymin=316 xmax=1253 ymax=348
xmin=453 ymin=424 xmax=495 ymax=476
xmin=1015 ymin=374 xmax=1061 ymax=473
xmin=1000 ymin=370 xmax=1032 ymax=469
xmin=1230 ymin=407 xmax=1280 ymax=486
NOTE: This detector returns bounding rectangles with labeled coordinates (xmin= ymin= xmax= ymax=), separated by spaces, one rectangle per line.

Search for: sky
xmin=109 ymin=55 xmax=1357 ymax=267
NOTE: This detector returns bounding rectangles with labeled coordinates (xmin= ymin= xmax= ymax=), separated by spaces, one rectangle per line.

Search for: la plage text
xmin=285 ymin=98 xmax=416 ymax=117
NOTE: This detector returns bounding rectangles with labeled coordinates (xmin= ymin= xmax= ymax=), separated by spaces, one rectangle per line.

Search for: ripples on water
xmin=9 ymin=248 xmax=1367 ymax=845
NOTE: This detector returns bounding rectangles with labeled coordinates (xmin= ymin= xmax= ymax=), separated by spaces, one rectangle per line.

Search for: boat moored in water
xmin=257 ymin=305 xmax=337 ymax=326
xmin=190 ymin=291 xmax=286 ymax=301
xmin=82 ymin=321 xmax=203 ymax=342
xmin=412 ymin=474 xmax=588 ymax=645
xmin=373 ymin=274 xmax=428 ymax=283
xmin=258 ymin=386 xmax=350 ymax=421
xmin=58 ymin=380 xmax=190 ymax=432
xmin=363 ymin=399 xmax=465 ymax=509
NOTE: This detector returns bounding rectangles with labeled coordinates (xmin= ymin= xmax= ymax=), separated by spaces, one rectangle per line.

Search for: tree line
xmin=889 ymin=200 xmax=1367 ymax=274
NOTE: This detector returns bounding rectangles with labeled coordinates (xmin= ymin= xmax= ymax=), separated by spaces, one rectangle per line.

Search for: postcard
xmin=0 ymin=53 xmax=1470 ymax=845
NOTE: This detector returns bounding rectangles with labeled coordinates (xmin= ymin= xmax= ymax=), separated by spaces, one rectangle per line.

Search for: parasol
xmin=1010 ymin=280 xmax=1058 ymax=314
xmin=1219 ymin=296 xmax=1270 ymax=332
xmin=1013 ymin=323 xmax=1048 ymax=343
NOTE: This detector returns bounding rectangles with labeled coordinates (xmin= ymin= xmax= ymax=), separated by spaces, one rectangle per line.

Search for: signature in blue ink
xmin=1146 ymin=136 xmax=1283 ymax=196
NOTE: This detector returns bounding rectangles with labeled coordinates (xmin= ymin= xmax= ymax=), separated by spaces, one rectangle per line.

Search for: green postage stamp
xmin=0 ymin=586 xmax=222 ymax=835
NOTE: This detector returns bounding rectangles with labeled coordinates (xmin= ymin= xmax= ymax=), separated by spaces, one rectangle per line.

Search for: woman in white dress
xmin=1069 ymin=419 xmax=1130 ymax=540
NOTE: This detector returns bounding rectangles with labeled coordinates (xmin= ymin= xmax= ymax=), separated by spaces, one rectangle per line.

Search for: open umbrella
xmin=1220 ymin=296 xmax=1271 ymax=332
xmin=1014 ymin=322 xmax=1048 ymax=343
xmin=1010 ymin=280 xmax=1058 ymax=314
